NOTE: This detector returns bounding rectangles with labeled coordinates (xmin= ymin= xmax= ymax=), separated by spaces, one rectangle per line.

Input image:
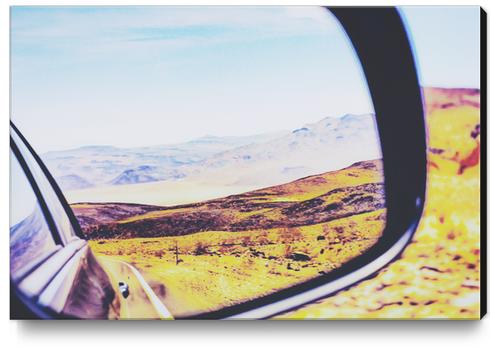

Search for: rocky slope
xmin=279 ymin=87 xmax=481 ymax=319
xmin=72 ymin=159 xmax=384 ymax=239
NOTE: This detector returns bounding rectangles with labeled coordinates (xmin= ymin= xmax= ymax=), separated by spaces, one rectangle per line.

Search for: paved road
xmin=97 ymin=257 xmax=173 ymax=320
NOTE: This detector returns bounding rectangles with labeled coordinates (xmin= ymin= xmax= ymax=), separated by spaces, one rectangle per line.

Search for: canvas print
xmin=9 ymin=6 xmax=483 ymax=319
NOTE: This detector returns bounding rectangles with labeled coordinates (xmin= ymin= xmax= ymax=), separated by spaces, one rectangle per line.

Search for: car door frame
xmin=10 ymin=129 xmax=87 ymax=319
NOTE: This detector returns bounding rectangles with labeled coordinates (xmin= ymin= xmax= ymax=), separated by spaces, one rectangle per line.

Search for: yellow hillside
xmin=87 ymin=160 xmax=386 ymax=317
xmin=88 ymin=87 xmax=481 ymax=319
xmin=279 ymin=88 xmax=481 ymax=319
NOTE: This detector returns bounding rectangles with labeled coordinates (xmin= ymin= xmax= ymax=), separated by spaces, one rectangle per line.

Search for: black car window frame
xmin=10 ymin=140 xmax=63 ymax=248
xmin=9 ymin=147 xmax=63 ymax=282
xmin=10 ymin=135 xmax=88 ymax=318
xmin=10 ymin=123 xmax=86 ymax=241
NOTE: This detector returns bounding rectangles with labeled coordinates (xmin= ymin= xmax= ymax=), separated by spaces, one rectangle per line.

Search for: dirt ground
xmin=279 ymin=90 xmax=481 ymax=319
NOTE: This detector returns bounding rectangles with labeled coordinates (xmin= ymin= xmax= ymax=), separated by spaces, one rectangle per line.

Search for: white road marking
xmin=103 ymin=258 xmax=173 ymax=320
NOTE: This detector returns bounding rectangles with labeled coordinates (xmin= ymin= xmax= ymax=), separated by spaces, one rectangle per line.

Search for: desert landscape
xmin=40 ymin=110 xmax=387 ymax=317
xmin=51 ymin=87 xmax=480 ymax=319
xmin=75 ymin=159 xmax=385 ymax=316
xmin=278 ymin=87 xmax=481 ymax=319
xmin=45 ymin=113 xmax=382 ymax=206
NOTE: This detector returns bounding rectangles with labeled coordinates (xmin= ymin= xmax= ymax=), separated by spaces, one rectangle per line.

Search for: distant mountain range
xmin=42 ymin=114 xmax=382 ymax=192
xmin=42 ymin=131 xmax=284 ymax=190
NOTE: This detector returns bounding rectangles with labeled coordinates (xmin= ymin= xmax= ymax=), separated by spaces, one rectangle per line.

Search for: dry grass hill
xmin=75 ymin=159 xmax=386 ymax=316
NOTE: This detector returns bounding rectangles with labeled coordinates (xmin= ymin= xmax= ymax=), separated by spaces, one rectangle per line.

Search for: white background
xmin=1 ymin=1 xmax=488 ymax=347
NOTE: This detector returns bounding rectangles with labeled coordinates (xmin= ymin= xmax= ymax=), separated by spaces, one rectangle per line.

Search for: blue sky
xmin=10 ymin=6 xmax=480 ymax=152
xmin=401 ymin=6 xmax=480 ymax=88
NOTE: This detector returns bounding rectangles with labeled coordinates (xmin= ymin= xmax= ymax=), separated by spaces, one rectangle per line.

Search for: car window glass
xmin=10 ymin=151 xmax=59 ymax=278
xmin=11 ymin=130 xmax=77 ymax=244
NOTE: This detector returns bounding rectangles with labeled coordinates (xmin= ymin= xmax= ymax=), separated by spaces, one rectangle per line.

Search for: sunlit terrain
xmin=279 ymin=88 xmax=481 ymax=319
xmin=74 ymin=87 xmax=480 ymax=319
xmin=10 ymin=5 xmax=480 ymax=321
xmin=83 ymin=160 xmax=386 ymax=317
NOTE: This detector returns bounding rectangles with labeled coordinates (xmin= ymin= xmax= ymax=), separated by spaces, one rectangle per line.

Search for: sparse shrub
xmin=154 ymin=249 xmax=165 ymax=258
xmin=284 ymin=244 xmax=293 ymax=258
xmin=256 ymin=235 xmax=270 ymax=246
xmin=218 ymin=244 xmax=229 ymax=254
xmin=241 ymin=235 xmax=253 ymax=247
xmin=287 ymin=252 xmax=311 ymax=262
xmin=279 ymin=227 xmax=303 ymax=244
xmin=291 ymin=227 xmax=303 ymax=241
xmin=128 ymin=246 xmax=138 ymax=255
xmin=193 ymin=241 xmax=208 ymax=255
xmin=220 ymin=238 xmax=235 ymax=247
xmin=279 ymin=228 xmax=290 ymax=243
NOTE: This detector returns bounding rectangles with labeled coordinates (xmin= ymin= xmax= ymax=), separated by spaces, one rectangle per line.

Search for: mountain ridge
xmin=72 ymin=159 xmax=384 ymax=239
xmin=44 ymin=113 xmax=382 ymax=194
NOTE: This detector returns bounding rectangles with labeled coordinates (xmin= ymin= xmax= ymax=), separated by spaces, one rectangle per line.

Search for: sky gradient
xmin=10 ymin=6 xmax=480 ymax=152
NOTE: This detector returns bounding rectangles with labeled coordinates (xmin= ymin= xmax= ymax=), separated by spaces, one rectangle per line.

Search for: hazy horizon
xmin=39 ymin=112 xmax=375 ymax=154
xmin=11 ymin=6 xmax=480 ymax=153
